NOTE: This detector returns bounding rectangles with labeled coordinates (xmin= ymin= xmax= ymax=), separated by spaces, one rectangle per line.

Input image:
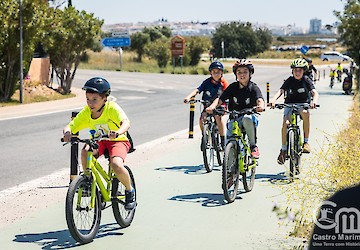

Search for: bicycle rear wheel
xmin=288 ymin=130 xmax=300 ymax=180
xmin=241 ymin=151 xmax=256 ymax=192
xmin=65 ymin=175 xmax=101 ymax=244
xmin=222 ymin=141 xmax=240 ymax=203
xmin=112 ymin=165 xmax=136 ymax=228
xmin=202 ymin=124 xmax=215 ymax=172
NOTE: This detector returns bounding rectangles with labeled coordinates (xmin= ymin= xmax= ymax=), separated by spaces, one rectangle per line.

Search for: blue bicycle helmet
xmin=209 ymin=61 xmax=224 ymax=71
xmin=82 ymin=77 xmax=111 ymax=96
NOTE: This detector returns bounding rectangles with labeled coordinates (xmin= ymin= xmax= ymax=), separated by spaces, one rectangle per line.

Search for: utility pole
xmin=68 ymin=0 xmax=72 ymax=6
xmin=19 ymin=0 xmax=23 ymax=103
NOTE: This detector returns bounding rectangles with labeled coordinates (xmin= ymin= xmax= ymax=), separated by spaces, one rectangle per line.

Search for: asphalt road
xmin=0 ymin=66 xmax=354 ymax=249
xmin=0 ymin=66 xmax=289 ymax=191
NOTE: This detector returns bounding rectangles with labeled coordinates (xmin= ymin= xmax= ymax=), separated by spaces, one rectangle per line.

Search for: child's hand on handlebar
xmin=63 ymin=131 xmax=72 ymax=142
xmin=108 ymin=130 xmax=119 ymax=139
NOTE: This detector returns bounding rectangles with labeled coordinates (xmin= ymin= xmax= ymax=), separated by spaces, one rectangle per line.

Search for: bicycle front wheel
xmin=65 ymin=175 xmax=101 ymax=244
xmin=222 ymin=141 xmax=240 ymax=203
xmin=241 ymin=151 xmax=256 ymax=192
xmin=213 ymin=127 xmax=223 ymax=166
xmin=288 ymin=130 xmax=300 ymax=180
xmin=202 ymin=124 xmax=215 ymax=172
xmin=112 ymin=165 xmax=136 ymax=228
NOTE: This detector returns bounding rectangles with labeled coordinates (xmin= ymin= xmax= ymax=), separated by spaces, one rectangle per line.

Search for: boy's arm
xmin=310 ymin=89 xmax=319 ymax=108
xmin=184 ymin=89 xmax=200 ymax=103
xmin=206 ymin=98 xmax=223 ymax=113
xmin=256 ymin=98 xmax=265 ymax=112
xmin=269 ymin=89 xmax=284 ymax=107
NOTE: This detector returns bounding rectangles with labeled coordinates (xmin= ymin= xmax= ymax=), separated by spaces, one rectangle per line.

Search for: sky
xmin=70 ymin=0 xmax=345 ymax=28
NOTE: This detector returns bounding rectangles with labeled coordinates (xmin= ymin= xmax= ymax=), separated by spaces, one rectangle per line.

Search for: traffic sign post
xmin=102 ymin=37 xmax=131 ymax=70
xmin=101 ymin=37 xmax=131 ymax=47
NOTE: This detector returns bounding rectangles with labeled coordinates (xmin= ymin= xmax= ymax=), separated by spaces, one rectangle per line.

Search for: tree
xmin=0 ymin=0 xmax=49 ymax=101
xmin=335 ymin=0 xmax=360 ymax=89
xmin=43 ymin=7 xmax=103 ymax=94
xmin=211 ymin=21 xmax=272 ymax=59
xmin=145 ymin=37 xmax=171 ymax=68
xmin=184 ymin=36 xmax=211 ymax=66
xmin=131 ymin=26 xmax=171 ymax=62
xmin=130 ymin=32 xmax=150 ymax=62
xmin=335 ymin=0 xmax=360 ymax=66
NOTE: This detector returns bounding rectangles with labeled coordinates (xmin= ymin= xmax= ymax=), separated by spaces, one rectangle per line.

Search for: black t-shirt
xmin=219 ymin=81 xmax=264 ymax=111
xmin=281 ymin=76 xmax=315 ymax=104
xmin=305 ymin=65 xmax=317 ymax=80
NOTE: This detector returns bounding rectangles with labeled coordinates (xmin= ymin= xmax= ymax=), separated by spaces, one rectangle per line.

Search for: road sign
xmin=111 ymin=31 xmax=129 ymax=37
xmin=171 ymin=35 xmax=185 ymax=57
xmin=300 ymin=45 xmax=309 ymax=55
xmin=101 ymin=37 xmax=131 ymax=47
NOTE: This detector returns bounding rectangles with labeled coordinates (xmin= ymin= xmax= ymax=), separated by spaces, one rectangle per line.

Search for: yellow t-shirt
xmin=68 ymin=101 xmax=129 ymax=141
xmin=336 ymin=65 xmax=343 ymax=72
xmin=329 ymin=71 xmax=338 ymax=78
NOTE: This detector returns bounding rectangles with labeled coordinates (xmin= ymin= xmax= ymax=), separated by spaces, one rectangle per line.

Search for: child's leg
xmin=111 ymin=157 xmax=132 ymax=191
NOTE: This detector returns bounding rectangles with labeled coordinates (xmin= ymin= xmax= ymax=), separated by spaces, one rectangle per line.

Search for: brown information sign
xmin=171 ymin=35 xmax=185 ymax=57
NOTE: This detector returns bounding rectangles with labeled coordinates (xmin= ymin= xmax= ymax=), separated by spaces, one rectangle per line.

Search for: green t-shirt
xmin=68 ymin=101 xmax=129 ymax=141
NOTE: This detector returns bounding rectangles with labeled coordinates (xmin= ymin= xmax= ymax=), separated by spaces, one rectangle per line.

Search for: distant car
xmin=320 ymin=51 xmax=351 ymax=62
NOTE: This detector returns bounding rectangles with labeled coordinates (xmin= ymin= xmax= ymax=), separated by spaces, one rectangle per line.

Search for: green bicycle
xmin=272 ymin=103 xmax=319 ymax=181
xmin=62 ymin=135 xmax=136 ymax=244
xmin=221 ymin=108 xmax=259 ymax=203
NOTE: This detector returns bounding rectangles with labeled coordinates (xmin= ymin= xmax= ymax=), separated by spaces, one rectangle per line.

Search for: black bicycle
xmin=272 ymin=103 xmax=319 ymax=181
xmin=189 ymin=99 xmax=223 ymax=172
xmin=221 ymin=108 xmax=259 ymax=202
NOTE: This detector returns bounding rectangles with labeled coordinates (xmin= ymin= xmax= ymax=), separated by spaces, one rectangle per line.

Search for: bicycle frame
xmin=229 ymin=118 xmax=257 ymax=173
xmin=286 ymin=110 xmax=302 ymax=157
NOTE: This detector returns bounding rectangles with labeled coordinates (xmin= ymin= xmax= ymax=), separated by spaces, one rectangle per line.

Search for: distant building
xmin=309 ymin=18 xmax=322 ymax=34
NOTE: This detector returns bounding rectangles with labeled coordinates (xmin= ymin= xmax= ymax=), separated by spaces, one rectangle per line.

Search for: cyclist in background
xmin=206 ymin=59 xmax=265 ymax=159
xmin=184 ymin=61 xmax=229 ymax=149
xmin=304 ymin=57 xmax=318 ymax=82
xmin=336 ymin=62 xmax=343 ymax=82
xmin=329 ymin=68 xmax=338 ymax=87
xmin=269 ymin=58 xmax=319 ymax=165
xmin=62 ymin=77 xmax=136 ymax=210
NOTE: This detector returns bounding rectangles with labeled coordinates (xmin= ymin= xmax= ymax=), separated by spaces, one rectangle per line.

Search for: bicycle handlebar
xmin=188 ymin=99 xmax=211 ymax=106
xmin=61 ymin=134 xmax=112 ymax=149
xmin=271 ymin=103 xmax=320 ymax=110
xmin=219 ymin=107 xmax=260 ymax=118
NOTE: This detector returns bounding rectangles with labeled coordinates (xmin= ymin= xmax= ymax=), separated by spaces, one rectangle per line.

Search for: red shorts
xmin=97 ymin=140 xmax=131 ymax=161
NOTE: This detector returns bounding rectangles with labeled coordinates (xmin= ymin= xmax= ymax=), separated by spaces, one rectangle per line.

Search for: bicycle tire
xmin=65 ymin=175 xmax=101 ymax=244
xmin=222 ymin=141 xmax=240 ymax=203
xmin=288 ymin=129 xmax=299 ymax=180
xmin=241 ymin=150 xmax=256 ymax=192
xmin=213 ymin=127 xmax=223 ymax=166
xmin=112 ymin=165 xmax=136 ymax=228
xmin=202 ymin=124 xmax=215 ymax=172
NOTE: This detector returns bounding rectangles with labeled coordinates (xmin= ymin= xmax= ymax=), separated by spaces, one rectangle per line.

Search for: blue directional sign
xmin=300 ymin=45 xmax=309 ymax=55
xmin=101 ymin=37 xmax=131 ymax=47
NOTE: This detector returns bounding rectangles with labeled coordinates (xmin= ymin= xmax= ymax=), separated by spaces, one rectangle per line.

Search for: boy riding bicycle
xmin=269 ymin=58 xmax=319 ymax=165
xmin=184 ymin=61 xmax=229 ymax=149
xmin=206 ymin=59 xmax=265 ymax=159
xmin=62 ymin=77 xmax=136 ymax=210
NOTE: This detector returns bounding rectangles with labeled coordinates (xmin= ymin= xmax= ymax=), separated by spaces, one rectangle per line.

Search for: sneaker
xmin=302 ymin=143 xmax=311 ymax=153
xmin=250 ymin=145 xmax=260 ymax=159
xmin=277 ymin=150 xmax=286 ymax=165
xmin=125 ymin=189 xmax=136 ymax=211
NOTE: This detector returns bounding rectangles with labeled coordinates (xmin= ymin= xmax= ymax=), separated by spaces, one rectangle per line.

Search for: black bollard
xmin=70 ymin=111 xmax=79 ymax=182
